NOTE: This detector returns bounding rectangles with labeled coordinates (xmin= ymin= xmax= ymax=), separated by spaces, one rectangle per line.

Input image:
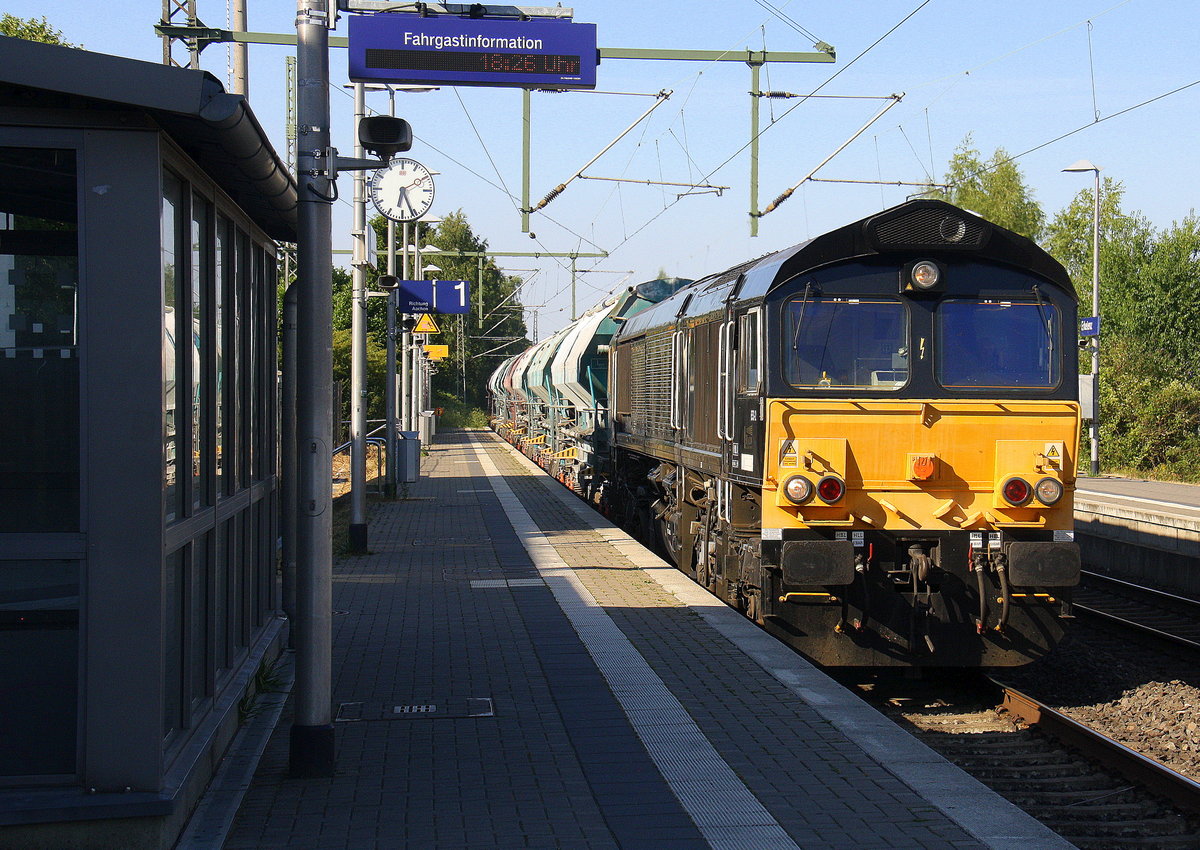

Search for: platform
xmin=1074 ymin=477 xmax=1200 ymax=596
xmin=186 ymin=429 xmax=1070 ymax=850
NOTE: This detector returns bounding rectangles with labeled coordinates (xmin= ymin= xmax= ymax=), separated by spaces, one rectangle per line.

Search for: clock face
xmin=368 ymin=158 xmax=435 ymax=222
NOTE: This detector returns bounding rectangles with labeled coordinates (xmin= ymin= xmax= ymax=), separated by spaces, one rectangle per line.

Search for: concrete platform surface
xmin=183 ymin=429 xmax=1071 ymax=850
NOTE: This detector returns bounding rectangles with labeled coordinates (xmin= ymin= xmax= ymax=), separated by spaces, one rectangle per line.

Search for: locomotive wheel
xmin=658 ymin=512 xmax=682 ymax=563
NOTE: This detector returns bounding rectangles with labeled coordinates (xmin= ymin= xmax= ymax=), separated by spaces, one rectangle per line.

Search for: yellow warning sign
xmin=413 ymin=313 xmax=440 ymax=334
xmin=779 ymin=439 xmax=798 ymax=468
xmin=424 ymin=344 xmax=449 ymax=360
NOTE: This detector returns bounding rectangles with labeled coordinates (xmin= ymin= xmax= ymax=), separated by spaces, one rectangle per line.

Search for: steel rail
xmin=992 ymin=680 xmax=1200 ymax=818
xmin=1073 ymin=569 xmax=1200 ymax=651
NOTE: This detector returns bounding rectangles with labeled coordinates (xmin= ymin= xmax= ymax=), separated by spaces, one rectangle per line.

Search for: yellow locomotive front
xmin=756 ymin=215 xmax=1080 ymax=666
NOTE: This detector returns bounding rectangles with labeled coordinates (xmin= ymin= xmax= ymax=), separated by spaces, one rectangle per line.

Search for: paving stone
xmin=207 ymin=430 xmax=1048 ymax=849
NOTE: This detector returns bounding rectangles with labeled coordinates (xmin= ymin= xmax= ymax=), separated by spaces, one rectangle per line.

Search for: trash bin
xmin=396 ymin=430 xmax=420 ymax=483
xmin=419 ymin=410 xmax=435 ymax=445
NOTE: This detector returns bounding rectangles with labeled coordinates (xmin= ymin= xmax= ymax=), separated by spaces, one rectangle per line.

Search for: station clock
xmin=368 ymin=158 xmax=435 ymax=222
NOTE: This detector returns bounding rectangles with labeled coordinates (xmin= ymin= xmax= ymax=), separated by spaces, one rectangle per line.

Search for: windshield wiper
xmin=790 ymin=282 xmax=814 ymax=350
xmin=1032 ymin=283 xmax=1051 ymax=348
xmin=1030 ymin=284 xmax=1055 ymax=374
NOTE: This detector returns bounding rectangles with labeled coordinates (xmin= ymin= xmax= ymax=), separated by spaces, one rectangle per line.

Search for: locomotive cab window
xmin=937 ymin=298 xmax=1060 ymax=389
xmin=737 ymin=308 xmax=761 ymax=392
xmin=784 ymin=297 xmax=908 ymax=389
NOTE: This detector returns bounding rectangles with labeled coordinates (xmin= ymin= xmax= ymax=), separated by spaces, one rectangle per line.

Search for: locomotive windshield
xmin=785 ymin=297 xmax=908 ymax=389
xmin=937 ymin=299 xmax=1061 ymax=389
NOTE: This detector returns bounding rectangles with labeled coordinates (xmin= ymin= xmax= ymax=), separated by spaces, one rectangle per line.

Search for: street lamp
xmin=1062 ymin=159 xmax=1102 ymax=477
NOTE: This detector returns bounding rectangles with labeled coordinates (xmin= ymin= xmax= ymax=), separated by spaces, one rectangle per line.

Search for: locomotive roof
xmin=738 ymin=199 xmax=1074 ymax=301
xmin=619 ymin=199 xmax=1074 ymax=338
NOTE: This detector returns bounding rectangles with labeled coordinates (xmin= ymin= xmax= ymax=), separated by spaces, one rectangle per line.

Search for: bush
xmin=432 ymin=391 xmax=489 ymax=428
xmin=1098 ymin=336 xmax=1200 ymax=481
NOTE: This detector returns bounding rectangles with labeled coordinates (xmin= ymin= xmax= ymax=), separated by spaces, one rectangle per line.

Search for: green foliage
xmin=927 ymin=135 xmax=1044 ymax=241
xmin=432 ymin=390 xmax=489 ymax=428
xmin=1043 ymin=182 xmax=1200 ymax=478
xmin=923 ymin=137 xmax=1200 ymax=482
xmin=0 ymin=14 xmax=76 ymax=46
xmin=332 ymin=327 xmax=388 ymax=430
xmin=1042 ymin=180 xmax=1157 ymax=324
xmin=363 ymin=211 xmax=528 ymax=410
xmin=326 ymin=210 xmax=526 ymax=430
xmin=1097 ymin=336 xmax=1200 ymax=481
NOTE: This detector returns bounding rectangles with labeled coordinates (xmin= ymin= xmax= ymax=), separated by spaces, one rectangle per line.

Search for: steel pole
xmin=400 ymin=222 xmax=411 ymax=432
xmin=291 ymin=0 xmax=334 ymax=777
xmin=384 ymin=88 xmax=398 ymax=497
xmin=1090 ymin=169 xmax=1101 ymax=477
xmin=348 ymin=83 xmax=368 ymax=552
xmin=413 ymin=244 xmax=423 ymax=433
xmin=385 ymin=220 xmax=397 ymax=498
xmin=749 ymin=61 xmax=760 ymax=237
xmin=281 ymin=283 xmax=297 ymax=649
xmin=231 ymin=0 xmax=248 ymax=96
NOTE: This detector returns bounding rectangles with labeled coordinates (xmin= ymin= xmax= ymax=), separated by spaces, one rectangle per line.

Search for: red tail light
xmin=816 ymin=475 xmax=845 ymax=504
xmin=1001 ymin=477 xmax=1032 ymax=506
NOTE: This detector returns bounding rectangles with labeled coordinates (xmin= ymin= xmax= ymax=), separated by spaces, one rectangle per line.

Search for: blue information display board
xmin=348 ymin=14 xmax=597 ymax=90
xmin=1080 ymin=316 xmax=1100 ymax=337
xmin=395 ymin=280 xmax=471 ymax=314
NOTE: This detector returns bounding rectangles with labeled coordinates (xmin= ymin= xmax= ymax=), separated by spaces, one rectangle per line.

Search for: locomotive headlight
xmin=910 ymin=261 xmax=941 ymax=290
xmin=782 ymin=475 xmax=813 ymax=505
xmin=901 ymin=260 xmax=946 ymax=295
xmin=1034 ymin=477 xmax=1064 ymax=506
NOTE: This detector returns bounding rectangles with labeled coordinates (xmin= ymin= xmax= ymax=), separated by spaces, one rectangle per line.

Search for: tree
xmin=927 ymin=135 xmax=1045 ymax=241
xmin=0 ymin=14 xmax=76 ymax=46
xmin=1044 ymin=182 xmax=1200 ymax=480
xmin=386 ymin=211 xmax=528 ymax=408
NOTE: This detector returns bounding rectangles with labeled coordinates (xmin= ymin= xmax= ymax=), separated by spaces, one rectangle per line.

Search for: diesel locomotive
xmin=490 ymin=199 xmax=1081 ymax=667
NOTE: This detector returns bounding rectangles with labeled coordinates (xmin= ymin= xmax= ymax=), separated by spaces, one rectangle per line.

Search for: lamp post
xmin=1063 ymin=159 xmax=1102 ymax=477
xmin=414 ymin=261 xmax=440 ymax=437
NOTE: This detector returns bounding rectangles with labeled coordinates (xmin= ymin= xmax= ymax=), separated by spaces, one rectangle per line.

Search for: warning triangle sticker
xmin=413 ymin=313 xmax=440 ymax=334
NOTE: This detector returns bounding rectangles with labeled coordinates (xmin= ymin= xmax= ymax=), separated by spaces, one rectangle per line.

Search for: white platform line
xmin=1076 ymin=488 xmax=1199 ymax=513
xmin=469 ymin=436 xmax=799 ymax=850
xmin=478 ymin=430 xmax=1073 ymax=850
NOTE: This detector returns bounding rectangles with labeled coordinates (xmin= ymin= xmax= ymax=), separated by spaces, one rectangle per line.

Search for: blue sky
xmin=6 ymin=0 xmax=1196 ymax=336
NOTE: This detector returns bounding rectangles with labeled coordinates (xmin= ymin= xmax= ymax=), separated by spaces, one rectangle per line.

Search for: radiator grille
xmin=630 ymin=330 xmax=674 ymax=440
xmin=872 ymin=207 xmax=986 ymax=249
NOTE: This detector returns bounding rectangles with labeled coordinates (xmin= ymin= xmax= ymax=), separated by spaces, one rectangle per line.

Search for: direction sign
xmin=348 ymin=14 xmax=598 ymax=90
xmin=397 ymin=279 xmax=433 ymax=313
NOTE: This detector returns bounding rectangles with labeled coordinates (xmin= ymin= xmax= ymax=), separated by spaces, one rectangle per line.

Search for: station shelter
xmin=0 ymin=36 xmax=295 ymax=847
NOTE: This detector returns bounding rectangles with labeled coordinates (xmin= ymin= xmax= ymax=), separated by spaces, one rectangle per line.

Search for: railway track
xmin=1072 ymin=570 xmax=1200 ymax=651
xmin=838 ymin=670 xmax=1200 ymax=849
xmin=993 ymin=682 xmax=1200 ymax=847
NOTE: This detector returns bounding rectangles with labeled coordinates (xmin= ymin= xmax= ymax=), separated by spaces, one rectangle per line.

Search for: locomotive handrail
xmin=670 ymin=330 xmax=680 ymax=430
xmin=717 ymin=322 xmax=727 ymax=441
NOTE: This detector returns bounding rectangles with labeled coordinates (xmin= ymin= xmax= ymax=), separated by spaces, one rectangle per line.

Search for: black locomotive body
xmin=493 ymin=200 xmax=1082 ymax=667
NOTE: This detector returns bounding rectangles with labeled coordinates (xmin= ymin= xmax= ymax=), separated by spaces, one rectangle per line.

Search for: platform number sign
xmin=434 ymin=280 xmax=469 ymax=314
